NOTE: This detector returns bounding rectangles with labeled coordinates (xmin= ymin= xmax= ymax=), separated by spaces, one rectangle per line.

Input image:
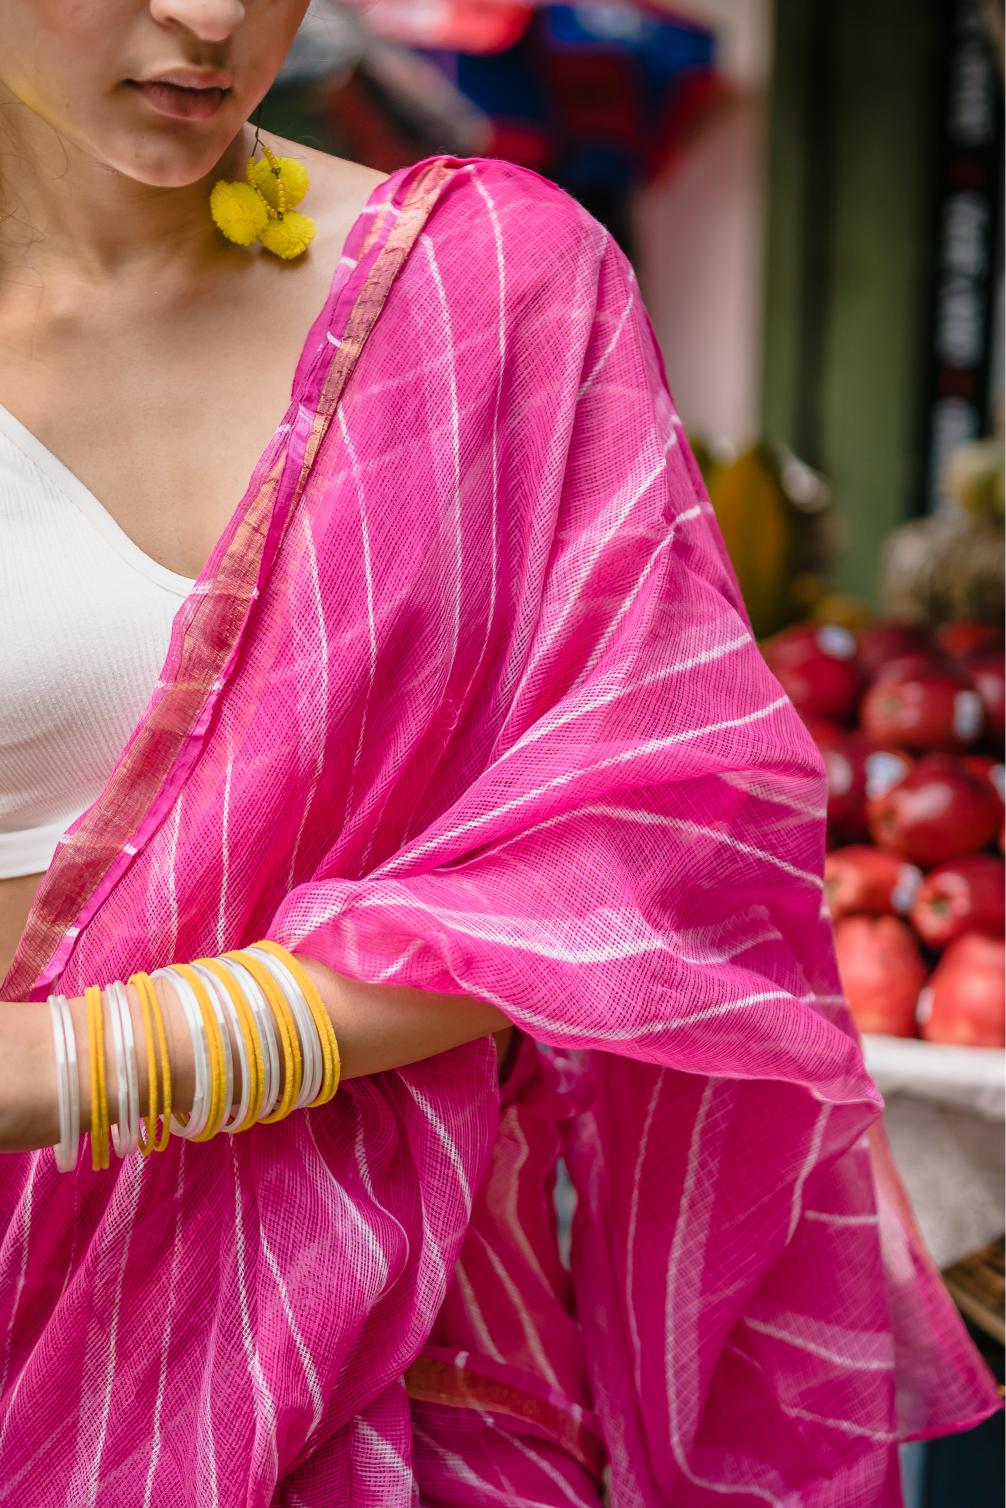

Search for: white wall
xmin=631 ymin=0 xmax=773 ymax=448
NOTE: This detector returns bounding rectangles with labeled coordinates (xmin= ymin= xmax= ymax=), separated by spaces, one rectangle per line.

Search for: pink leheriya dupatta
xmin=0 ymin=156 xmax=999 ymax=1507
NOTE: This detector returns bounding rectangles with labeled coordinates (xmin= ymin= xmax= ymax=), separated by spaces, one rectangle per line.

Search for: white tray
xmin=862 ymin=1035 xmax=1005 ymax=1121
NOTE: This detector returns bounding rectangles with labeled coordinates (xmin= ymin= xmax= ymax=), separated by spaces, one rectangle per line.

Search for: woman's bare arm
xmin=0 ymin=958 xmax=513 ymax=1154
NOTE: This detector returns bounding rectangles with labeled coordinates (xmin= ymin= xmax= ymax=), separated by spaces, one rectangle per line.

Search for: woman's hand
xmin=0 ymin=1000 xmax=60 ymax=1154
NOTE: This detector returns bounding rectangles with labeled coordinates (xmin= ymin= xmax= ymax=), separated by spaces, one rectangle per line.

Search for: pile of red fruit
xmin=763 ymin=619 xmax=1005 ymax=1047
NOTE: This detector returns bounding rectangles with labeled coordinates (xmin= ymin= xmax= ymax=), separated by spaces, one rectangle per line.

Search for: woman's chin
xmin=105 ymin=135 xmax=245 ymax=193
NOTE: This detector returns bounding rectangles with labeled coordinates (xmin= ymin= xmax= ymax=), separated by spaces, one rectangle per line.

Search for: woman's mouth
xmin=128 ymin=80 xmax=231 ymax=121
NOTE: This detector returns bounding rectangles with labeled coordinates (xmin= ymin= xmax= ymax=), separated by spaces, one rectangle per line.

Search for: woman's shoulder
xmin=273 ymin=140 xmax=607 ymax=277
xmin=278 ymin=141 xmax=387 ymax=259
xmin=421 ymin=155 xmax=601 ymax=243
xmin=399 ymin=155 xmax=611 ymax=301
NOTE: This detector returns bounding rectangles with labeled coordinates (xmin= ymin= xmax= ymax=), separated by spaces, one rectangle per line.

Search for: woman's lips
xmin=130 ymin=80 xmax=229 ymax=120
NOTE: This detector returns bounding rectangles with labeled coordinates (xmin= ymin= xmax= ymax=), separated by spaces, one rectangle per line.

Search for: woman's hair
xmin=0 ymin=105 xmax=69 ymax=255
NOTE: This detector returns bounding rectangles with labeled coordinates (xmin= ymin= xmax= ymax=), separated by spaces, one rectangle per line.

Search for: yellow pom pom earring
xmin=210 ymin=105 xmax=315 ymax=260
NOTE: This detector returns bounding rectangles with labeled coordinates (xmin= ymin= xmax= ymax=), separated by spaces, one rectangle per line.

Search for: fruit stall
xmin=698 ymin=427 xmax=1005 ymax=1353
xmin=764 ymin=611 xmax=1004 ymax=1273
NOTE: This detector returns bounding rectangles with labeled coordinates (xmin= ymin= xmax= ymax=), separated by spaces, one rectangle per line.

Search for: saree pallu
xmin=0 ymin=156 xmax=998 ymax=1506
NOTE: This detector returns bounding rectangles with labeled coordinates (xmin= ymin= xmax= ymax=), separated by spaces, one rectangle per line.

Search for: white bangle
xmin=247 ymin=946 xmax=322 ymax=1110
xmin=48 ymin=993 xmax=80 ymax=1173
xmin=120 ymin=982 xmax=141 ymax=1154
xmin=192 ymin=964 xmax=235 ymax=1132
xmin=218 ymin=955 xmax=281 ymax=1122
xmin=110 ymin=982 xmax=141 ymax=1156
xmin=106 ymin=982 xmax=138 ymax=1157
xmin=191 ymin=961 xmax=250 ymax=1134
xmin=154 ymin=967 xmax=210 ymax=1140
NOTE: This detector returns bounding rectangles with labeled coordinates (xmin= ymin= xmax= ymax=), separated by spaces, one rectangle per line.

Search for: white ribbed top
xmin=0 ymin=403 xmax=198 ymax=879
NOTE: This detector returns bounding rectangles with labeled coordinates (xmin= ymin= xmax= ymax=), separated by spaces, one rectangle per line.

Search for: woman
xmin=0 ymin=3 xmax=998 ymax=1504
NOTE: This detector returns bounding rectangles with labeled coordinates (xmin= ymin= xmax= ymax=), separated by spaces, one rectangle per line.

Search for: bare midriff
xmin=0 ymin=871 xmax=45 ymax=989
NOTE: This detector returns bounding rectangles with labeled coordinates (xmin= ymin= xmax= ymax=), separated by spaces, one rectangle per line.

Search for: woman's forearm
xmin=0 ymin=955 xmax=513 ymax=1153
xmin=294 ymin=953 xmax=513 ymax=1079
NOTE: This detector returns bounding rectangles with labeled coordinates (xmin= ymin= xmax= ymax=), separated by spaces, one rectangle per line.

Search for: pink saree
xmin=0 ymin=155 xmax=998 ymax=1506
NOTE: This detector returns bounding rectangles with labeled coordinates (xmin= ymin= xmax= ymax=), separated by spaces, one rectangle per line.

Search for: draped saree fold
xmin=0 ymin=155 xmax=999 ymax=1506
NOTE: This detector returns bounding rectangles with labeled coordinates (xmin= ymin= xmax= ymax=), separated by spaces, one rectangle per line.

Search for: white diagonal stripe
xmin=804 ymin=1210 xmax=879 ymax=1228
xmin=743 ymin=1316 xmax=893 ymax=1372
xmin=259 ymin=1223 xmax=325 ymax=1434
xmin=627 ymin=1075 xmax=663 ymax=1397
xmin=727 ymin=1343 xmax=895 ymax=1441
xmin=578 ymin=275 xmax=637 ymax=398
xmin=420 ymin=233 xmax=463 ymax=684
xmin=288 ymin=510 xmax=331 ymax=882
xmin=665 ymin=1084 xmax=784 ymax=1505
xmin=493 ymin=630 xmax=750 ymax=774
xmin=143 ymin=1147 xmax=187 ymax=1508
xmin=412 ymin=1427 xmax=512 ymax=1503
xmin=454 ymin=1259 xmax=507 ymax=1363
xmin=473 ymin=1228 xmax=562 ymax=1391
xmin=484 ymin=1414 xmax=596 ymax=1506
xmin=355 ymin=1418 xmax=412 ymax=1479
xmin=306 ymin=1116 xmax=389 ymax=1290
xmin=337 ymin=403 xmax=378 ymax=833
xmin=405 ymin=1081 xmax=473 ymax=1213
xmin=571 ymin=507 xmax=703 ymax=688
xmin=86 ymin=1154 xmax=146 ymax=1506
xmin=468 ymin=174 xmax=504 ymax=704
xmin=372 ymin=695 xmax=790 ymax=876
xmin=787 ymin=1103 xmax=830 ymax=1242
xmin=230 ymin=1142 xmax=279 ymax=1481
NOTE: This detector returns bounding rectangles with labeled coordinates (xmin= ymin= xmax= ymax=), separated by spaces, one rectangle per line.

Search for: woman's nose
xmin=148 ymin=0 xmax=247 ymax=44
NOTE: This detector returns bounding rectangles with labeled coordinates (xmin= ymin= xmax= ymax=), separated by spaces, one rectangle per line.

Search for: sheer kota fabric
xmin=0 ymin=157 xmax=998 ymax=1505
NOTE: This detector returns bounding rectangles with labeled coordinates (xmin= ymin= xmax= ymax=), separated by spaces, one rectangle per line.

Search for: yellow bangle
xmin=251 ymin=940 xmax=341 ymax=1107
xmin=141 ymin=972 xmax=173 ymax=1154
xmin=222 ymin=948 xmax=302 ymax=1123
xmin=97 ymin=986 xmax=110 ymax=1170
xmin=86 ymin=985 xmax=108 ymax=1171
xmin=169 ymin=963 xmax=228 ymax=1141
xmin=194 ymin=956 xmax=265 ymax=1133
xmin=129 ymin=973 xmax=160 ymax=1156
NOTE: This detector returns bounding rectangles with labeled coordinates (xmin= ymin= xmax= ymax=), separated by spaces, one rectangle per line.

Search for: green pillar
xmin=762 ymin=0 xmax=944 ymax=603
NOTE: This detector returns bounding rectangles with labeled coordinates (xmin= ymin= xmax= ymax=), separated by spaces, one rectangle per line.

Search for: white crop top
xmin=0 ymin=403 xmax=198 ymax=879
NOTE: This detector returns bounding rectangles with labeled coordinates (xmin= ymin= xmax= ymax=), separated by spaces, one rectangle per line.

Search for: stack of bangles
xmin=45 ymin=940 xmax=341 ymax=1173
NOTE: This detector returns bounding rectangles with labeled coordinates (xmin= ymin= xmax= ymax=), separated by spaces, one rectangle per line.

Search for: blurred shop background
xmin=268 ymin=3 xmax=1005 ymax=1504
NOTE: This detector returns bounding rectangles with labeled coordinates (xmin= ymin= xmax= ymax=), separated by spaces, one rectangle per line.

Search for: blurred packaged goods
xmin=880 ymin=425 xmax=1006 ymax=626
xmin=340 ymin=0 xmax=533 ymax=52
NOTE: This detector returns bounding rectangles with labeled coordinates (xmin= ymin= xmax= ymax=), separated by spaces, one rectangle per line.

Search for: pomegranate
xmin=825 ymin=846 xmax=922 ymax=922
xmin=960 ymin=755 xmax=1006 ymax=811
xmin=919 ymin=932 xmax=1005 ymax=1048
xmin=763 ymin=623 xmax=857 ymax=670
xmin=867 ymin=754 xmax=1001 ymax=866
xmin=821 ymin=734 xmax=912 ymax=845
xmin=934 ymin=621 xmax=1004 ymax=662
xmin=860 ymin=667 xmax=985 ymax=753
xmin=764 ymin=625 xmax=863 ymax=724
xmin=910 ymin=854 xmax=1005 ymax=949
xmin=833 ymin=915 xmax=926 ymax=1037
xmin=967 ymin=651 xmax=1005 ymax=749
xmin=856 ymin=621 xmax=933 ymax=678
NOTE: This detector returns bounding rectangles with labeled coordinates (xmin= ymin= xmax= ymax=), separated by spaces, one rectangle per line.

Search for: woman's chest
xmin=0 ymin=270 xmax=331 ymax=582
xmin=0 ymin=357 xmax=291 ymax=582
